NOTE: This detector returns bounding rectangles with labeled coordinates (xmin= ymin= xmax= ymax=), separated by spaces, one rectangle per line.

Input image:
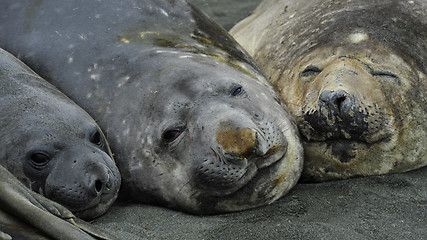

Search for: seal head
xmin=0 ymin=48 xmax=121 ymax=219
xmin=231 ymin=0 xmax=427 ymax=181
xmin=115 ymin=53 xmax=302 ymax=213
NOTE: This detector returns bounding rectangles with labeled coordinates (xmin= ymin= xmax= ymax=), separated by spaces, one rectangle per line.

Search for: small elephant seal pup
xmin=0 ymin=48 xmax=121 ymax=219
xmin=230 ymin=0 xmax=427 ymax=181
xmin=0 ymin=0 xmax=303 ymax=214
xmin=0 ymin=165 xmax=119 ymax=240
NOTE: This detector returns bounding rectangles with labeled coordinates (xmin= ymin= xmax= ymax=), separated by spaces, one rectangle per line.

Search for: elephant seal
xmin=0 ymin=48 xmax=121 ymax=219
xmin=0 ymin=0 xmax=303 ymax=214
xmin=230 ymin=0 xmax=427 ymax=181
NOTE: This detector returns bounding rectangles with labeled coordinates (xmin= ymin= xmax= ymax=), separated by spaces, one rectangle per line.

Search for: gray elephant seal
xmin=0 ymin=48 xmax=121 ymax=219
xmin=231 ymin=0 xmax=427 ymax=181
xmin=0 ymin=0 xmax=303 ymax=214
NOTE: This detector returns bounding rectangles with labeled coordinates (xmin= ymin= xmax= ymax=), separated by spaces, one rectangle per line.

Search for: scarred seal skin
xmin=230 ymin=0 xmax=427 ymax=181
xmin=0 ymin=48 xmax=121 ymax=220
xmin=0 ymin=0 xmax=303 ymax=214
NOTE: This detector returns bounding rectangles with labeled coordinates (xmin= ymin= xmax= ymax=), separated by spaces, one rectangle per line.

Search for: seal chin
xmin=73 ymin=193 xmax=118 ymax=220
xmin=228 ymin=145 xmax=289 ymax=197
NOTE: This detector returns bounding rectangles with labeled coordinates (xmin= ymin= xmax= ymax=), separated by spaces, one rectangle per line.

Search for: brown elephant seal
xmin=230 ymin=0 xmax=427 ymax=181
xmin=0 ymin=48 xmax=121 ymax=219
xmin=0 ymin=0 xmax=303 ymax=214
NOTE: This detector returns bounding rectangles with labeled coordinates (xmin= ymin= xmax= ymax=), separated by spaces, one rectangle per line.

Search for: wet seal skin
xmin=0 ymin=0 xmax=303 ymax=214
xmin=0 ymin=48 xmax=121 ymax=220
xmin=231 ymin=0 xmax=427 ymax=181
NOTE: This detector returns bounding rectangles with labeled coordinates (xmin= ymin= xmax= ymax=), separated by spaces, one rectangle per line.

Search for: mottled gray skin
xmin=0 ymin=48 xmax=121 ymax=220
xmin=0 ymin=0 xmax=303 ymax=214
xmin=231 ymin=0 xmax=427 ymax=181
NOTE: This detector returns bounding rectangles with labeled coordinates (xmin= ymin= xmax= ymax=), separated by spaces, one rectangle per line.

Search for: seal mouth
xmin=298 ymin=110 xmax=394 ymax=145
xmin=227 ymin=140 xmax=289 ymax=197
xmin=253 ymin=143 xmax=287 ymax=169
xmin=213 ymin=147 xmax=293 ymax=211
xmin=72 ymin=168 xmax=120 ymax=219
xmin=301 ymin=132 xmax=393 ymax=145
xmin=74 ymin=191 xmax=119 ymax=220
xmin=223 ymin=119 xmax=297 ymax=200
xmin=197 ymin=140 xmax=289 ymax=199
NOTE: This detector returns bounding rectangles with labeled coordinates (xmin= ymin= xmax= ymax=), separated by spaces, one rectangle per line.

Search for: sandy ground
xmin=92 ymin=167 xmax=426 ymax=239
xmin=91 ymin=1 xmax=427 ymax=239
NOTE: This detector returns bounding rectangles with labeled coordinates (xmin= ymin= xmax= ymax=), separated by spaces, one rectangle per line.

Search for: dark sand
xmin=92 ymin=1 xmax=427 ymax=239
xmin=93 ymin=167 xmax=426 ymax=239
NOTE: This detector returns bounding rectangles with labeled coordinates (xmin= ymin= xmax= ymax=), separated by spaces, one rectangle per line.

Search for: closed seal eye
xmin=371 ymin=70 xmax=401 ymax=85
xmin=371 ymin=70 xmax=398 ymax=79
xmin=300 ymin=65 xmax=322 ymax=77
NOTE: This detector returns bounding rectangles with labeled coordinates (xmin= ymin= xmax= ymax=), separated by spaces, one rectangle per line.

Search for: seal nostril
xmin=335 ymin=96 xmax=346 ymax=113
xmin=319 ymin=90 xmax=350 ymax=115
xmin=95 ymin=179 xmax=103 ymax=194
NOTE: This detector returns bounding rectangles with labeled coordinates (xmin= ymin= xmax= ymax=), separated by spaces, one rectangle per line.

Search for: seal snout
xmin=216 ymin=127 xmax=257 ymax=159
xmin=318 ymin=90 xmax=351 ymax=118
xmin=216 ymin=126 xmax=282 ymax=162
xmin=43 ymin=149 xmax=120 ymax=220
xmin=301 ymin=58 xmax=393 ymax=144
xmin=87 ymin=165 xmax=111 ymax=196
xmin=312 ymin=89 xmax=369 ymax=137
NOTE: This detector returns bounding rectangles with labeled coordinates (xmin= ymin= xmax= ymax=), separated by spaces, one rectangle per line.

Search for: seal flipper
xmin=0 ymin=231 xmax=11 ymax=240
xmin=0 ymin=165 xmax=118 ymax=240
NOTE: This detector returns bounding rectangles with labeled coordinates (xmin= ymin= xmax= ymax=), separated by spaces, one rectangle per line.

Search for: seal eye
xmin=30 ymin=152 xmax=50 ymax=167
xmin=230 ymin=85 xmax=245 ymax=96
xmin=90 ymin=129 xmax=103 ymax=147
xmin=162 ymin=127 xmax=185 ymax=143
xmin=371 ymin=71 xmax=398 ymax=79
xmin=301 ymin=65 xmax=322 ymax=77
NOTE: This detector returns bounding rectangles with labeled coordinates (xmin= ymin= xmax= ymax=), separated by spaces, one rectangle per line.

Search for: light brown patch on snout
xmin=216 ymin=128 xmax=257 ymax=158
